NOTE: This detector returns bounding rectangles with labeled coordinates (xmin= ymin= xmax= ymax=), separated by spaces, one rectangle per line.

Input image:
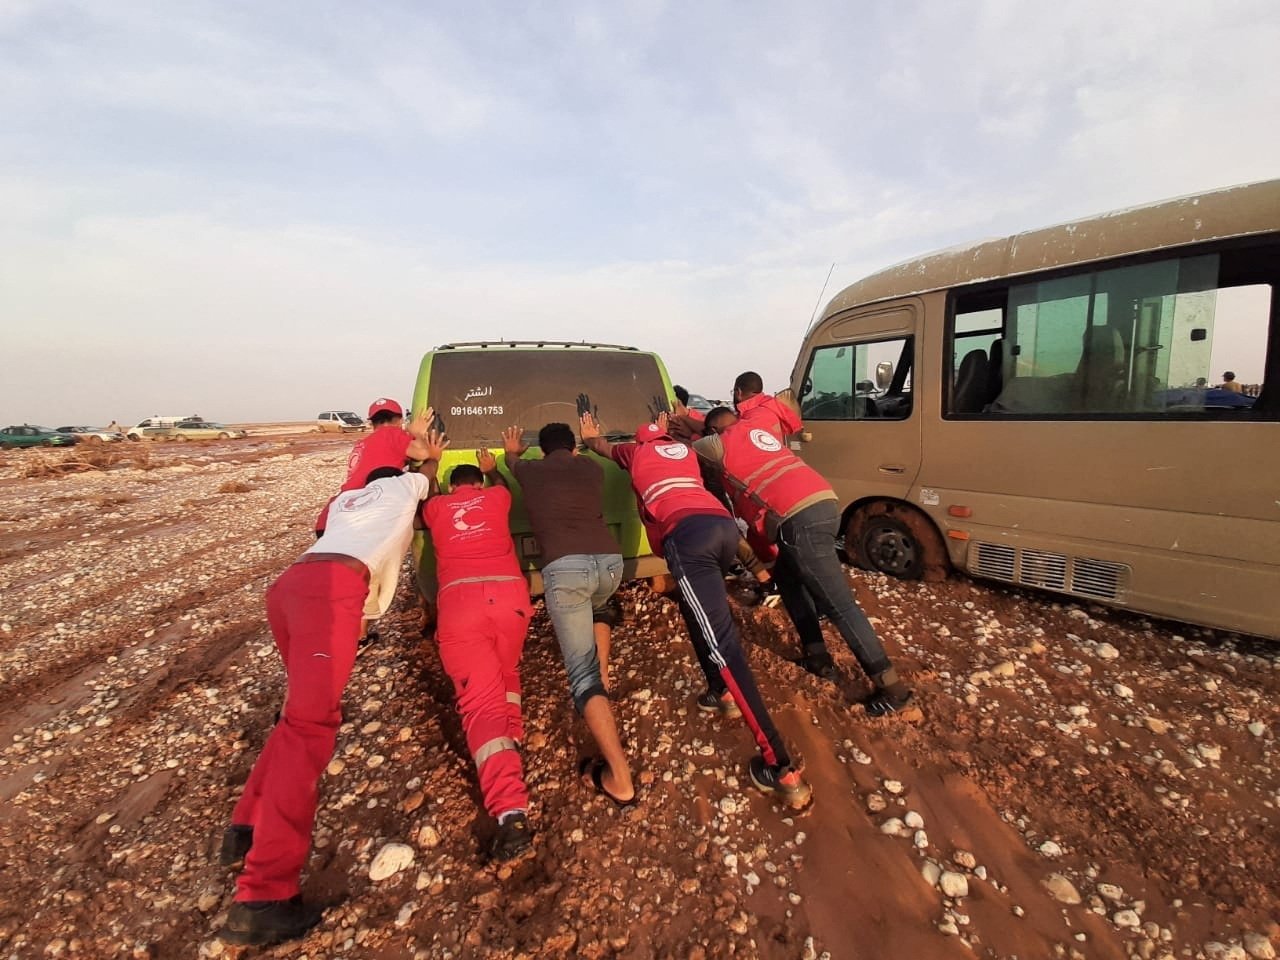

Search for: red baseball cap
xmin=368 ymin=398 xmax=403 ymax=418
xmin=635 ymin=422 xmax=670 ymax=444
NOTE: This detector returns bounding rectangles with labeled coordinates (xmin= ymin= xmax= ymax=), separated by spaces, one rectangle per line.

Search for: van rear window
xmin=428 ymin=350 xmax=669 ymax=445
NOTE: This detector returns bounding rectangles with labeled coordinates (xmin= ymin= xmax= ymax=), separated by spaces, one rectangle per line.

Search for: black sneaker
xmin=218 ymin=825 xmax=253 ymax=866
xmin=789 ymin=653 xmax=838 ymax=682
xmin=864 ymin=686 xmax=920 ymax=719
xmin=695 ymin=689 xmax=742 ymax=719
xmin=219 ymin=895 xmax=322 ymax=946
xmin=747 ymin=756 xmax=813 ymax=810
xmin=490 ymin=812 xmax=534 ymax=862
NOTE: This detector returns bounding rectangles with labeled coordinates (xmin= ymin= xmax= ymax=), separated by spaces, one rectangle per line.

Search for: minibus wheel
xmin=846 ymin=503 xmax=949 ymax=582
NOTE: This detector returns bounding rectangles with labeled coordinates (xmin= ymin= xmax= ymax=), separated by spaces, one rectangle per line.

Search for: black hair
xmin=1223 ymin=371 xmax=1236 ymax=380
xmin=673 ymin=385 xmax=690 ymax=406
xmin=538 ymin=422 xmax=576 ymax=454
xmin=365 ymin=466 xmax=403 ymax=485
xmin=704 ymin=406 xmax=737 ymax=432
xmin=449 ymin=464 xmax=484 ymax=487
xmin=370 ymin=410 xmax=400 ymax=426
xmin=734 ymin=371 xmax=763 ymax=396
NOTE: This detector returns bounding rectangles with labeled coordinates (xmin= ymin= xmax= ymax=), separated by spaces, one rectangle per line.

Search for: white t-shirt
xmin=305 ymin=475 xmax=431 ymax=600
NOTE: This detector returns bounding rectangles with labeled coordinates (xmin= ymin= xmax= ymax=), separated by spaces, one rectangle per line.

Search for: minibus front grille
xmin=972 ymin=542 xmax=1016 ymax=581
xmin=1070 ymin=558 xmax=1129 ymax=602
xmin=1019 ymin=549 xmax=1067 ymax=591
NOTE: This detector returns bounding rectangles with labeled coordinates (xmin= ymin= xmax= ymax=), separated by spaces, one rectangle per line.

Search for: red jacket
xmin=737 ymin=393 xmax=801 ymax=439
xmin=612 ymin=435 xmax=728 ymax=552
xmin=714 ymin=422 xmax=833 ymax=538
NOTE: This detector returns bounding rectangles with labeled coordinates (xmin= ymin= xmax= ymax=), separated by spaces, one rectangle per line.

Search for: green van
xmin=409 ymin=340 xmax=677 ymax=597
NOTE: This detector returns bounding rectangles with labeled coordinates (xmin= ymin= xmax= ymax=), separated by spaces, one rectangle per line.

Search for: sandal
xmin=577 ymin=757 xmax=638 ymax=808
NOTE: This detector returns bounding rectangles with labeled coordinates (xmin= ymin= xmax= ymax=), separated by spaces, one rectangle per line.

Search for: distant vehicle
xmin=316 ymin=410 xmax=367 ymax=432
xmin=55 ymin=426 xmax=125 ymax=444
xmin=685 ymin=393 xmax=715 ymax=414
xmin=0 ymin=424 xmax=79 ymax=448
xmin=126 ymin=417 xmax=185 ymax=441
xmin=410 ymin=340 xmax=677 ymax=596
xmin=790 ymin=177 xmax=1279 ymax=640
xmin=169 ymin=421 xmax=247 ymax=441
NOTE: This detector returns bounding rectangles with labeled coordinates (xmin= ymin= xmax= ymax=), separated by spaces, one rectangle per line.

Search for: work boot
xmin=695 ymin=689 xmax=742 ymax=720
xmin=748 ymin=756 xmax=813 ymax=810
xmin=219 ymin=895 xmax=323 ymax=946
xmin=490 ymin=811 xmax=534 ymax=862
xmin=218 ymin=825 xmax=253 ymax=866
xmin=788 ymin=652 xmax=838 ymax=682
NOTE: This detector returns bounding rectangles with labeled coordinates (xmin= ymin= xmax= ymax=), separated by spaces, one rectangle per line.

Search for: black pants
xmin=664 ymin=513 xmax=790 ymax=768
xmin=774 ymin=500 xmax=893 ymax=679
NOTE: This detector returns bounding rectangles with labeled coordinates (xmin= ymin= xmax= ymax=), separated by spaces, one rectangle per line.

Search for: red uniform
xmin=233 ymin=472 xmax=430 ymax=903
xmin=736 ymin=392 xmax=801 ymax=439
xmin=315 ymin=428 xmax=414 ymax=533
xmin=422 ymin=485 xmax=531 ymax=818
xmin=697 ymin=422 xmax=834 ymax=543
xmin=610 ymin=422 xmax=729 ymax=553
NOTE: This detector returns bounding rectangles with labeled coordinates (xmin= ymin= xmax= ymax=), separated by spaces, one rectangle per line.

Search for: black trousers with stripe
xmin=663 ymin=513 xmax=791 ymax=769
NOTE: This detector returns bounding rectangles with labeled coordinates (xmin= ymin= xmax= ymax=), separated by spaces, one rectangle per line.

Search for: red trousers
xmin=435 ymin=579 xmax=532 ymax=818
xmin=234 ymin=560 xmax=366 ymax=902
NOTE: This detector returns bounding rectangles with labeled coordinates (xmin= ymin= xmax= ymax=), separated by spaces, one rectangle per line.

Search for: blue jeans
xmin=542 ymin=553 xmax=624 ymax=712
xmin=776 ymin=500 xmax=893 ymax=678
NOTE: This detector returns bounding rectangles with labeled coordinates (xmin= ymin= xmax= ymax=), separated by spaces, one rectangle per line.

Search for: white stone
xmin=1204 ymin=943 xmax=1249 ymax=960
xmin=1095 ymin=642 xmax=1120 ymax=659
xmin=369 ymin=843 xmax=415 ymax=881
xmin=1096 ymin=882 xmax=1125 ymax=903
xmin=1197 ymin=742 xmax=1222 ymax=762
xmin=1113 ymin=683 xmax=1134 ymax=699
xmin=1247 ymin=723 xmax=1266 ymax=738
xmin=991 ymin=661 xmax=1017 ymax=677
xmin=913 ymin=830 xmax=929 ymax=849
xmin=1113 ymin=910 xmax=1141 ymax=929
xmin=1042 ymin=874 xmax=1082 ymax=904
xmin=395 ymin=901 xmax=418 ymax=927
xmin=904 ymin=811 xmax=924 ymax=829
xmin=921 ymin=861 xmax=942 ymax=887
xmin=1244 ymin=933 xmax=1277 ymax=960
xmin=879 ymin=817 xmax=909 ymax=837
xmin=883 ymin=779 xmax=905 ymax=795
xmin=939 ymin=871 xmax=969 ymax=898
xmin=1039 ymin=840 xmax=1063 ymax=858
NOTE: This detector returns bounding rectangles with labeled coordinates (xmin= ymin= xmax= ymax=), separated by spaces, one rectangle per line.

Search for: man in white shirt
xmin=217 ymin=439 xmax=445 ymax=947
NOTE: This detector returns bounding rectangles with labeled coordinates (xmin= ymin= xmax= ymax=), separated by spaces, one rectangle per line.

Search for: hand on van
xmin=477 ymin=449 xmax=498 ymax=474
xmin=406 ymin=406 xmax=436 ymax=441
xmin=579 ymin=412 xmax=602 ymax=440
xmin=501 ymin=425 xmax=529 ymax=458
xmin=422 ymin=428 xmax=450 ymax=463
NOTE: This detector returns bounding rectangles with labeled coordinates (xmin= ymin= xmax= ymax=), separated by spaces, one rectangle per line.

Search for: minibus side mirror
xmin=875 ymin=361 xmax=894 ymax=390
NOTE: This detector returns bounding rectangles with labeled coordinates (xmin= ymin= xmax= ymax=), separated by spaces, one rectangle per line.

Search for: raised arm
xmin=579 ymin=412 xmax=613 ymax=458
xmin=478 ymin=448 xmax=507 ymax=488
xmin=420 ymin=427 xmax=449 ymax=497
xmin=404 ymin=406 xmax=437 ymax=460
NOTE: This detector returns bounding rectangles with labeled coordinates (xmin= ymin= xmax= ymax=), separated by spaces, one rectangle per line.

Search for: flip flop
xmin=577 ymin=757 xmax=638 ymax=808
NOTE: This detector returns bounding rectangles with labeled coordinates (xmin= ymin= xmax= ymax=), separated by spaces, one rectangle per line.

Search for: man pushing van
xmin=697 ymin=406 xmax=917 ymax=719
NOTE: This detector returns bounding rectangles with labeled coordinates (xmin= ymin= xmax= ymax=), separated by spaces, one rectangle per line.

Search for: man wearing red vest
xmin=732 ymin=370 xmax=802 ymax=438
xmin=421 ymin=451 xmax=536 ymax=862
xmin=697 ymin=407 xmax=916 ymax=718
xmin=581 ymin=412 xmax=812 ymax=809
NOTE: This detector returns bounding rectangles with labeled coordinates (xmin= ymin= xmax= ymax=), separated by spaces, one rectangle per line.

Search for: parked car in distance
xmin=316 ymin=410 xmax=366 ymax=432
xmin=170 ymin=421 xmax=247 ymax=441
xmin=685 ymin=392 xmax=715 ymax=414
xmin=55 ymin=426 xmax=124 ymax=444
xmin=126 ymin=417 xmax=185 ymax=440
xmin=0 ymin=424 xmax=79 ymax=448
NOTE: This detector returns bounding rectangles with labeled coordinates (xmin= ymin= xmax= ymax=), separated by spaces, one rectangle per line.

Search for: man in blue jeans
xmin=502 ymin=423 xmax=635 ymax=806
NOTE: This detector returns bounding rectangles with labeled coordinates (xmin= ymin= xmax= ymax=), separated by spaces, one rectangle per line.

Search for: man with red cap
xmin=580 ymin=411 xmax=812 ymax=810
xmin=217 ymin=434 xmax=445 ymax=947
xmin=421 ymin=449 xmax=536 ymax=862
xmin=314 ymin=399 xmax=435 ymax=643
xmin=696 ymin=407 xmax=916 ymax=719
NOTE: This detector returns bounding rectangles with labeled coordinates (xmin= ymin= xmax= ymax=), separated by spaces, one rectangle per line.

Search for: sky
xmin=2 ymin=0 xmax=1278 ymax=425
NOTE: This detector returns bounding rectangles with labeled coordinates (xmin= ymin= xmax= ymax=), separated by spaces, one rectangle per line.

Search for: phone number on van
xmin=450 ymin=405 xmax=505 ymax=417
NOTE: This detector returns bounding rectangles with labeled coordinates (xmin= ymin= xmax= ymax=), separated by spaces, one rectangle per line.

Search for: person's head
xmin=364 ymin=466 xmax=403 ymax=486
xmin=1222 ymin=371 xmax=1236 ymax=382
xmin=703 ymin=406 xmax=739 ymax=435
xmin=368 ymin=397 xmax=404 ymax=427
xmin=733 ymin=371 xmax=764 ymax=405
xmin=1195 ymin=377 xmax=1207 ymax=388
xmin=673 ymin=385 xmax=690 ymax=406
xmin=448 ymin=464 xmax=484 ymax=490
xmin=538 ymin=422 xmax=576 ymax=455
xmin=634 ymin=421 xmax=671 ymax=444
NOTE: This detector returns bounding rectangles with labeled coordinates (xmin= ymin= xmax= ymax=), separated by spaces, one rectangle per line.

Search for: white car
xmin=55 ymin=426 xmax=125 ymax=444
xmin=316 ymin=411 xmax=366 ymax=433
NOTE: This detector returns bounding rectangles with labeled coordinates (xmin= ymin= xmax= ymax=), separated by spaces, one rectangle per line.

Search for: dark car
xmin=56 ymin=426 xmax=125 ymax=444
xmin=0 ymin=425 xmax=79 ymax=448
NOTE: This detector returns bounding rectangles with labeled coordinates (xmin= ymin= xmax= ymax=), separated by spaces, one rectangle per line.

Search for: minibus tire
xmin=846 ymin=502 xmax=949 ymax=582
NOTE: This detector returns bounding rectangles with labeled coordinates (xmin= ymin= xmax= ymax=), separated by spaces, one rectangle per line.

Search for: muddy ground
xmin=0 ymin=431 xmax=1276 ymax=960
